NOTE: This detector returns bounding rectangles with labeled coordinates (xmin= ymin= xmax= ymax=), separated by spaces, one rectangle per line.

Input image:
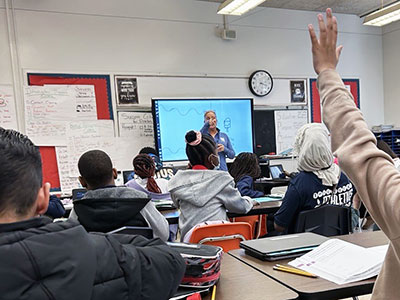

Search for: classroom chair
xmin=294 ymin=205 xmax=351 ymax=237
xmin=188 ymin=222 xmax=252 ymax=252
xmin=230 ymin=215 xmax=262 ymax=239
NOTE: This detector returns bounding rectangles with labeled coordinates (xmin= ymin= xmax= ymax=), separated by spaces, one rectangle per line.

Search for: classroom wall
xmin=0 ymin=0 xmax=385 ymax=128
xmin=383 ymin=21 xmax=400 ymax=126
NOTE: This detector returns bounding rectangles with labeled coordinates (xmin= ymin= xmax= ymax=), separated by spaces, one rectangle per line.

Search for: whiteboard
xmin=274 ymin=110 xmax=308 ymax=154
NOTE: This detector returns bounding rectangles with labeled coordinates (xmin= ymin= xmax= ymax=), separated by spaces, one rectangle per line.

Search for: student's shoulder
xmin=290 ymin=171 xmax=315 ymax=185
xmin=237 ymin=175 xmax=253 ymax=184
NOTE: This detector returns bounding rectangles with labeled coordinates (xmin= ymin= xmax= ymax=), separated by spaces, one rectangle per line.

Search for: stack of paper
xmin=288 ymin=239 xmax=388 ymax=285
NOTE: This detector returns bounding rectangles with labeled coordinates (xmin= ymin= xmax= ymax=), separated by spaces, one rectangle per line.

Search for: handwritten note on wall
xmin=0 ymin=85 xmax=18 ymax=130
xmin=118 ymin=111 xmax=154 ymax=146
xmin=66 ymin=120 xmax=115 ymax=177
xmin=47 ymin=85 xmax=97 ymax=120
xmin=275 ymin=110 xmax=308 ymax=154
xmin=24 ymin=85 xmax=99 ymax=146
xmin=55 ymin=146 xmax=81 ymax=194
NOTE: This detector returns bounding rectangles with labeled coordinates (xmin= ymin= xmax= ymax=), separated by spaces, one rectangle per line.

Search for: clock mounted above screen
xmin=249 ymin=70 xmax=273 ymax=97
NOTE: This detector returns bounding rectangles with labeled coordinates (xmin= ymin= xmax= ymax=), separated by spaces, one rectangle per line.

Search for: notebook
xmin=240 ymin=232 xmax=329 ymax=261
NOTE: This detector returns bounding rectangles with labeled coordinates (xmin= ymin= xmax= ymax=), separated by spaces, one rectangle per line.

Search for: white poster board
xmin=118 ymin=111 xmax=154 ymax=145
xmin=66 ymin=120 xmax=115 ymax=177
xmin=24 ymin=85 xmax=99 ymax=146
xmin=275 ymin=110 xmax=308 ymax=154
xmin=55 ymin=146 xmax=81 ymax=194
xmin=0 ymin=85 xmax=18 ymax=130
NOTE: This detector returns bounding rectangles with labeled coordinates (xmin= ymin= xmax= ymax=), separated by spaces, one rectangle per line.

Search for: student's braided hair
xmin=229 ymin=152 xmax=261 ymax=183
xmin=133 ymin=154 xmax=161 ymax=193
xmin=185 ymin=130 xmax=216 ymax=167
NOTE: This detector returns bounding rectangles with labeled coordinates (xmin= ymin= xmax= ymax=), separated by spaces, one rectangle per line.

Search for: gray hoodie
xmin=168 ymin=170 xmax=253 ymax=239
xmin=70 ymin=186 xmax=169 ymax=241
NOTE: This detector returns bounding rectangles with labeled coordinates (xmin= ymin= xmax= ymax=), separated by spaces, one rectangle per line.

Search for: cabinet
xmin=374 ymin=130 xmax=400 ymax=156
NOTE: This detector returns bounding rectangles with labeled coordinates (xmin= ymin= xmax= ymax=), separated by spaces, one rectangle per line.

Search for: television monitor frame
xmin=151 ymin=97 xmax=255 ymax=163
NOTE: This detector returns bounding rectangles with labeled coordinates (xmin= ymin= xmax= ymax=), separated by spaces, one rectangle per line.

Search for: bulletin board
xmin=27 ymin=73 xmax=113 ymax=191
xmin=310 ymin=78 xmax=360 ymax=122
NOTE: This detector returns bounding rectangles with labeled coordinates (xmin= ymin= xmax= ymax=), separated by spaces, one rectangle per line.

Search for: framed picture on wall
xmin=115 ymin=76 xmax=139 ymax=106
xmin=290 ymin=80 xmax=306 ymax=104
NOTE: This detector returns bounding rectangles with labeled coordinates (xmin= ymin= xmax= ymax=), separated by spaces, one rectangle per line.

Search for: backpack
xmin=168 ymin=242 xmax=223 ymax=288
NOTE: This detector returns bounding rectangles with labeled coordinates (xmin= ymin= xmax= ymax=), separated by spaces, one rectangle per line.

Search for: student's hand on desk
xmin=217 ymin=144 xmax=224 ymax=152
xmin=252 ymin=200 xmax=261 ymax=207
xmin=308 ymin=8 xmax=343 ymax=75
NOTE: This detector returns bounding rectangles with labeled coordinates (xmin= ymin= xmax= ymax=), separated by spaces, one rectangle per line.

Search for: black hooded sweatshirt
xmin=0 ymin=217 xmax=185 ymax=300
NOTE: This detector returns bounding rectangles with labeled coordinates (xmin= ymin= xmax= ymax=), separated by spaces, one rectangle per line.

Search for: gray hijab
xmin=294 ymin=123 xmax=340 ymax=186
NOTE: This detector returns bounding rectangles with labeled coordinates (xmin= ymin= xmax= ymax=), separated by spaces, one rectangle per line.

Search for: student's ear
xmin=79 ymin=176 xmax=87 ymax=188
xmin=113 ymin=168 xmax=118 ymax=179
xmin=35 ymin=182 xmax=51 ymax=215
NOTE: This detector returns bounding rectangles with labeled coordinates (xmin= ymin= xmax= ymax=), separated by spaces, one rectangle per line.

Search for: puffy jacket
xmin=168 ymin=169 xmax=253 ymax=239
xmin=71 ymin=186 xmax=169 ymax=241
xmin=0 ymin=217 xmax=186 ymax=300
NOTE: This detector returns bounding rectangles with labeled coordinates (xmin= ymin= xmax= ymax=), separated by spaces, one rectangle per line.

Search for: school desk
xmin=161 ymin=200 xmax=283 ymax=225
xmin=229 ymin=231 xmax=388 ymax=300
xmin=255 ymin=178 xmax=290 ymax=194
xmin=203 ymin=254 xmax=298 ymax=300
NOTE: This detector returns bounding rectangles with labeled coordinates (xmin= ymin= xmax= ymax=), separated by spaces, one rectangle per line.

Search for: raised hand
xmin=308 ymin=8 xmax=343 ymax=75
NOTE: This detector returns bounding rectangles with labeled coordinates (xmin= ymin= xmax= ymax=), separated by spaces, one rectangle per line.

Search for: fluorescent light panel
xmin=364 ymin=1 xmax=400 ymax=26
xmin=217 ymin=0 xmax=267 ymax=16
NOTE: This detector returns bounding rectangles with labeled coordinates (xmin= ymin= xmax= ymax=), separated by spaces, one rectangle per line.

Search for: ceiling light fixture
xmin=363 ymin=1 xmax=400 ymax=26
xmin=217 ymin=0 xmax=267 ymax=16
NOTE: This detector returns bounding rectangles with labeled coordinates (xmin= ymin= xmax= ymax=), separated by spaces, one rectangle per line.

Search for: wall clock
xmin=249 ymin=70 xmax=273 ymax=97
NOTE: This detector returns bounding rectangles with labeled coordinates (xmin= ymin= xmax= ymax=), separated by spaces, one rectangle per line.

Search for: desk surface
xmin=227 ymin=200 xmax=282 ymax=217
xmin=162 ymin=200 xmax=282 ymax=224
xmin=229 ymin=231 xmax=388 ymax=300
xmin=202 ymin=254 xmax=298 ymax=300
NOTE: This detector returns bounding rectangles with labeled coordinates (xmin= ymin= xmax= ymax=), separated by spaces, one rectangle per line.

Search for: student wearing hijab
xmin=273 ymin=123 xmax=357 ymax=233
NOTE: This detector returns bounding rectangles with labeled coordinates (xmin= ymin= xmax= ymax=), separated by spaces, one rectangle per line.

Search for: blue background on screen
xmin=153 ymin=99 xmax=254 ymax=162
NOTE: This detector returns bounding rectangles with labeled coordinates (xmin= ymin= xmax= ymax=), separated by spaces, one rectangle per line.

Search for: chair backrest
xmin=188 ymin=222 xmax=252 ymax=252
xmin=294 ymin=205 xmax=351 ymax=237
xmin=108 ymin=226 xmax=154 ymax=239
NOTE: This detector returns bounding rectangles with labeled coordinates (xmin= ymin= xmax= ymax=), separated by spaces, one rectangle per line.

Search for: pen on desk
xmin=211 ymin=285 xmax=217 ymax=300
xmin=273 ymin=264 xmax=317 ymax=278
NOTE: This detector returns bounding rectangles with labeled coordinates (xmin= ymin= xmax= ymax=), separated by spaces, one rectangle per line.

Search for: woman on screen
xmin=200 ymin=110 xmax=235 ymax=171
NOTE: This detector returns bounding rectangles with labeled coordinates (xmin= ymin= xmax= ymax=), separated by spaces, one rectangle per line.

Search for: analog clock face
xmin=249 ymin=70 xmax=273 ymax=97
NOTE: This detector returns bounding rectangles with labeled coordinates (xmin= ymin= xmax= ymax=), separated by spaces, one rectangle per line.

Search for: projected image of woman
xmin=200 ymin=110 xmax=235 ymax=171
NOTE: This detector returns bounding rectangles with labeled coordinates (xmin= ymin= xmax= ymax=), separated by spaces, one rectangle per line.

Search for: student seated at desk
xmin=70 ymin=150 xmax=169 ymax=241
xmin=0 ymin=128 xmax=185 ymax=300
xmin=273 ymin=123 xmax=358 ymax=233
xmin=44 ymin=194 xmax=65 ymax=218
xmin=168 ymin=130 xmax=255 ymax=241
xmin=229 ymin=152 xmax=264 ymax=198
xmin=139 ymin=147 xmax=176 ymax=180
xmin=126 ymin=153 xmax=170 ymax=198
